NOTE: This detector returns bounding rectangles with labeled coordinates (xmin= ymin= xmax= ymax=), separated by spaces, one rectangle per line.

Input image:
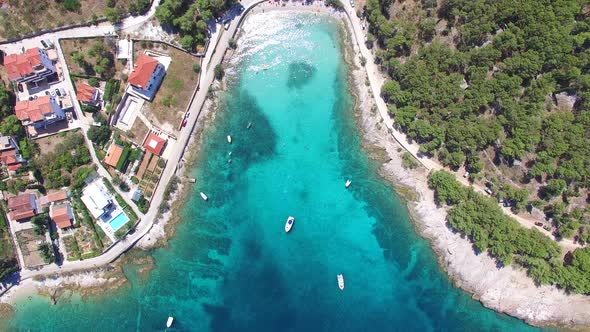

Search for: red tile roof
xmin=15 ymin=95 xmax=55 ymax=122
xmin=51 ymin=204 xmax=73 ymax=229
xmin=9 ymin=209 xmax=35 ymax=221
xmin=143 ymin=132 xmax=166 ymax=156
xmin=7 ymin=193 xmax=36 ymax=221
xmin=7 ymin=164 xmax=21 ymax=171
xmin=4 ymin=48 xmax=43 ymax=81
xmin=40 ymin=190 xmax=68 ymax=206
xmin=104 ymin=144 xmax=123 ymax=167
xmin=0 ymin=149 xmax=18 ymax=165
xmin=128 ymin=54 xmax=159 ymax=89
xmin=76 ymin=82 xmax=98 ymax=103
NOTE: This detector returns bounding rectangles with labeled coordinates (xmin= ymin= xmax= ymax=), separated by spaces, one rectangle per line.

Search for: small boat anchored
xmin=200 ymin=192 xmax=208 ymax=201
xmin=166 ymin=316 xmax=174 ymax=328
xmin=345 ymin=180 xmax=351 ymax=188
xmin=337 ymin=274 xmax=344 ymax=290
xmin=285 ymin=216 xmax=295 ymax=233
xmin=227 ymin=135 xmax=232 ymax=144
xmin=246 ymin=122 xmax=252 ymax=129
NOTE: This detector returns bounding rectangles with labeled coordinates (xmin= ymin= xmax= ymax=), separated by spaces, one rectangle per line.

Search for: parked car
xmin=184 ymin=112 xmax=190 ymax=119
xmin=484 ymin=187 xmax=493 ymax=195
xmin=45 ymin=91 xmax=50 ymax=96
xmin=534 ymin=222 xmax=543 ymax=227
xmin=181 ymin=118 xmax=188 ymax=128
xmin=59 ymin=88 xmax=66 ymax=96
xmin=543 ymin=225 xmax=551 ymax=231
xmin=350 ymin=0 xmax=355 ymax=7
xmin=224 ymin=21 xmax=231 ymax=30
xmin=17 ymin=84 xmax=23 ymax=92
xmin=40 ymin=40 xmax=49 ymax=49
xmin=55 ymin=88 xmax=61 ymax=97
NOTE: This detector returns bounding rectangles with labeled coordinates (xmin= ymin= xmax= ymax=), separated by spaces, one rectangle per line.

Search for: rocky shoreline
xmin=3 ymin=5 xmax=590 ymax=330
xmin=340 ymin=13 xmax=590 ymax=330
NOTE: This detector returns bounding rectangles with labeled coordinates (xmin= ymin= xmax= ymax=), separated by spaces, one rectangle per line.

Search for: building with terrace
xmin=4 ymin=47 xmax=56 ymax=85
xmin=14 ymin=95 xmax=65 ymax=137
xmin=128 ymin=54 xmax=165 ymax=101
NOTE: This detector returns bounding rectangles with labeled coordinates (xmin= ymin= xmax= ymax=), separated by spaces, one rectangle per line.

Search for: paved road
xmin=339 ymin=2 xmax=580 ymax=252
xmin=0 ymin=0 xmax=162 ymax=52
xmin=14 ymin=0 xmax=265 ymax=280
xmin=7 ymin=0 xmax=580 ymax=283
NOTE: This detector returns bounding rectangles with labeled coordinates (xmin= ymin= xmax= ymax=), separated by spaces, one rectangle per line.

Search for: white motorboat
xmin=227 ymin=135 xmax=232 ymax=143
xmin=166 ymin=316 xmax=174 ymax=328
xmin=247 ymin=122 xmax=252 ymax=129
xmin=200 ymin=192 xmax=208 ymax=201
xmin=345 ymin=180 xmax=351 ymax=188
xmin=337 ymin=274 xmax=344 ymax=290
xmin=285 ymin=216 xmax=295 ymax=233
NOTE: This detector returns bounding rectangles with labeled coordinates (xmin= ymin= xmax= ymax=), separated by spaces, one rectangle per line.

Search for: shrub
xmin=88 ymin=77 xmax=99 ymax=87
xmin=62 ymin=0 xmax=81 ymax=11
xmin=214 ymin=65 xmax=224 ymax=80
xmin=193 ymin=63 xmax=201 ymax=73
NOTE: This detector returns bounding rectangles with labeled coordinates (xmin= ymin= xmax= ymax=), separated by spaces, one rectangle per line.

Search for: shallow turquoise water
xmin=8 ymin=12 xmax=540 ymax=331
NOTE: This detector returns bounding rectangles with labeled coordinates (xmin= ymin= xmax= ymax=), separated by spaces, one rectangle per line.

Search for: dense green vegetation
xmin=87 ymin=125 xmax=113 ymax=146
xmin=30 ymin=133 xmax=92 ymax=189
xmin=155 ymin=0 xmax=236 ymax=50
xmin=0 ymin=211 xmax=17 ymax=280
xmin=367 ymin=0 xmax=590 ymax=240
xmin=71 ymin=41 xmax=116 ymax=79
xmin=429 ymin=171 xmax=590 ymax=294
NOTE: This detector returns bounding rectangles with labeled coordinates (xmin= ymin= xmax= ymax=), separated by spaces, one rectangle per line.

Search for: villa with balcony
xmin=14 ymin=95 xmax=65 ymax=137
xmin=4 ymin=47 xmax=56 ymax=85
xmin=128 ymin=54 xmax=165 ymax=101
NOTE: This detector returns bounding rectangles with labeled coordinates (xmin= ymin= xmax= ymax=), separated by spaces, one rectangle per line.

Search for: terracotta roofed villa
xmin=51 ymin=202 xmax=74 ymax=229
xmin=104 ymin=143 xmax=124 ymax=167
xmin=76 ymin=82 xmax=100 ymax=106
xmin=14 ymin=95 xmax=65 ymax=136
xmin=7 ymin=193 xmax=38 ymax=221
xmin=3 ymin=47 xmax=56 ymax=84
xmin=128 ymin=54 xmax=165 ymax=101
xmin=143 ymin=132 xmax=166 ymax=156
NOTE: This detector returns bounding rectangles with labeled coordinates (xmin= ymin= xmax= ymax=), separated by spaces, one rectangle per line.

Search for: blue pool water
xmin=4 ymin=12 xmax=540 ymax=331
xmin=108 ymin=212 xmax=129 ymax=232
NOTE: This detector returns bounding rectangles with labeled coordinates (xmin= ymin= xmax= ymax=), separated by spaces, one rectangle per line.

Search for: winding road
xmin=0 ymin=0 xmax=580 ymax=290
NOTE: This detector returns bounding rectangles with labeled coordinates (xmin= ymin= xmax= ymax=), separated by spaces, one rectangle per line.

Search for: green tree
xmin=214 ymin=64 xmax=224 ymax=80
xmin=543 ymin=179 xmax=567 ymax=199
xmin=105 ymin=7 xmax=122 ymax=24
xmin=427 ymin=171 xmax=467 ymax=206
xmin=0 ymin=115 xmax=23 ymax=137
xmin=31 ymin=214 xmax=49 ymax=235
xmin=87 ymin=126 xmax=112 ymax=146
xmin=380 ymin=80 xmax=400 ymax=103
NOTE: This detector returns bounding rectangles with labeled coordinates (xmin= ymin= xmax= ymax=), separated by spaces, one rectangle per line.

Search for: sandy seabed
xmin=3 ymin=4 xmax=590 ymax=330
xmin=344 ymin=23 xmax=590 ymax=329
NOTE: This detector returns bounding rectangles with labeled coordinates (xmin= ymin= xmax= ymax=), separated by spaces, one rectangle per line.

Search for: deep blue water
xmin=7 ymin=12 xmax=539 ymax=332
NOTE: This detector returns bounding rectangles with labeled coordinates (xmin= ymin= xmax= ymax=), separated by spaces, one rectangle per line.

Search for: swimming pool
xmin=108 ymin=212 xmax=129 ymax=232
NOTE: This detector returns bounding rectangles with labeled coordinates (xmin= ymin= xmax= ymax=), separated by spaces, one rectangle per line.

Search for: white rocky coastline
xmin=2 ymin=5 xmax=590 ymax=330
xmin=348 ymin=35 xmax=590 ymax=328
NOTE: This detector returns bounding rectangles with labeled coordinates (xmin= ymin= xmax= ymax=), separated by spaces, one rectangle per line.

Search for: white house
xmin=81 ymin=180 xmax=113 ymax=219
xmin=127 ymin=54 xmax=165 ymax=101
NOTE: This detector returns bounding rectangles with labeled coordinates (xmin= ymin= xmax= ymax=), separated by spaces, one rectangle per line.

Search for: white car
xmin=350 ymin=0 xmax=355 ymax=7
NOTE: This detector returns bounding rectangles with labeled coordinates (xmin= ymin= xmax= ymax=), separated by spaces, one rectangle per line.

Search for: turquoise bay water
xmin=8 ymin=12 xmax=539 ymax=331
